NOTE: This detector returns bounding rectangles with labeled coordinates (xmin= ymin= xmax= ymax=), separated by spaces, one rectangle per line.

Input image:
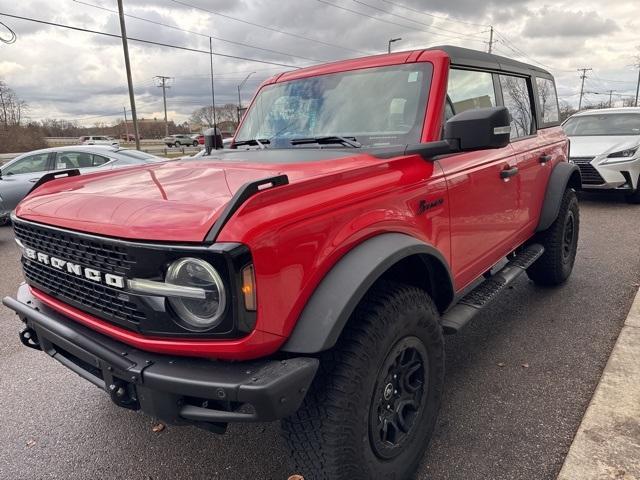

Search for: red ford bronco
xmin=4 ymin=46 xmax=580 ymax=479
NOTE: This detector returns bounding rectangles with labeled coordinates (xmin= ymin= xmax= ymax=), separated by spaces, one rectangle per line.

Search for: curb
xmin=557 ymin=287 xmax=640 ymax=480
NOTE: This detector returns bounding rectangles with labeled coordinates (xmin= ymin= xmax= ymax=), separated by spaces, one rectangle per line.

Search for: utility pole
xmin=123 ymin=107 xmax=129 ymax=141
xmin=577 ymin=68 xmax=592 ymax=111
xmin=488 ymin=26 xmax=494 ymax=54
xmin=635 ymin=61 xmax=640 ymax=107
xmin=388 ymin=37 xmax=402 ymax=54
xmin=209 ymin=37 xmax=217 ymax=130
xmin=237 ymin=72 xmax=256 ymax=124
xmin=155 ymin=76 xmax=172 ymax=137
xmin=116 ymin=0 xmax=140 ymax=150
xmin=608 ymin=90 xmax=614 ymax=108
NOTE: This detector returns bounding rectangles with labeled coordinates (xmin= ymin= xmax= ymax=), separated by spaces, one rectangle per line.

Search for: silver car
xmin=563 ymin=107 xmax=640 ymax=203
xmin=0 ymin=145 xmax=165 ymax=224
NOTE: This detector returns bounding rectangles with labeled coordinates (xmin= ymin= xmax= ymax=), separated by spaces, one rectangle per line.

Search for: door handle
xmin=28 ymin=178 xmax=39 ymax=183
xmin=539 ymin=154 xmax=552 ymax=164
xmin=500 ymin=166 xmax=519 ymax=180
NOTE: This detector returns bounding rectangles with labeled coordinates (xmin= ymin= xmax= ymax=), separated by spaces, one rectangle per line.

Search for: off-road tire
xmin=281 ymin=282 xmax=444 ymax=480
xmin=527 ymin=188 xmax=579 ymax=286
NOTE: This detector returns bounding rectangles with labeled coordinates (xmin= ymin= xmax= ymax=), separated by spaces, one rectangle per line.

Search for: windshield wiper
xmin=289 ymin=136 xmax=361 ymax=148
xmin=233 ymin=138 xmax=270 ymax=149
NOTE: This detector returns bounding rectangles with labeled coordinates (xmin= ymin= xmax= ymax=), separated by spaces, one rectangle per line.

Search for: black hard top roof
xmin=428 ymin=45 xmax=553 ymax=78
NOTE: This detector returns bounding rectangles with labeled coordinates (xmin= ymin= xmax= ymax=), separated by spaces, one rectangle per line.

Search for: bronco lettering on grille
xmin=23 ymin=247 xmax=125 ymax=289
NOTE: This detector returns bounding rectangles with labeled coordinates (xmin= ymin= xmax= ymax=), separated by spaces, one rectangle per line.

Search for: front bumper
xmin=573 ymin=156 xmax=640 ymax=191
xmin=3 ymin=285 xmax=318 ymax=432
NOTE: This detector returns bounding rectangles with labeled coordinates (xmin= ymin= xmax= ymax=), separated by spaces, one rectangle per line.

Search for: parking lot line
xmin=557 ymin=287 xmax=640 ymax=480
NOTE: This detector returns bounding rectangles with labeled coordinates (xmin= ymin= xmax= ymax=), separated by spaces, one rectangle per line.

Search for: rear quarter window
xmin=536 ymin=77 xmax=560 ymax=125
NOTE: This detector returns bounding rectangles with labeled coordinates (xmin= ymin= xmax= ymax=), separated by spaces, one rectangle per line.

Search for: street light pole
xmin=388 ymin=37 xmax=402 ymax=54
xmin=237 ymin=71 xmax=256 ymax=124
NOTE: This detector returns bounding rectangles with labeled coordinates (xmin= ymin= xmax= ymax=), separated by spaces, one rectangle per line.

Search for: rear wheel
xmin=282 ymin=282 xmax=444 ymax=480
xmin=174 ymin=141 xmax=181 ymax=147
xmin=192 ymin=140 xmax=198 ymax=147
xmin=527 ymin=188 xmax=579 ymax=286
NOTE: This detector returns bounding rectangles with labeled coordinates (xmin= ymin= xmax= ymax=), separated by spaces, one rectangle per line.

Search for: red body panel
xmin=15 ymin=49 xmax=569 ymax=360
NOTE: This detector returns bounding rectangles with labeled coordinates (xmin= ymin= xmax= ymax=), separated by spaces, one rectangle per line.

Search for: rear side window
xmin=499 ymin=75 xmax=534 ymax=139
xmin=447 ymin=69 xmax=497 ymax=113
xmin=536 ymin=77 xmax=560 ymax=124
xmin=56 ymin=152 xmax=112 ymax=169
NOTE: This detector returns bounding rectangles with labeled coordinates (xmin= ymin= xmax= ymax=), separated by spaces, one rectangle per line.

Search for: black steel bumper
xmin=3 ymin=285 xmax=318 ymax=433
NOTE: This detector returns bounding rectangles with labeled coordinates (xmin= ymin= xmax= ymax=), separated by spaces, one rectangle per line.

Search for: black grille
xmin=14 ymin=220 xmax=145 ymax=327
xmin=23 ymin=257 xmax=146 ymax=325
xmin=571 ymin=157 xmax=605 ymax=185
xmin=14 ymin=221 xmax=136 ymax=277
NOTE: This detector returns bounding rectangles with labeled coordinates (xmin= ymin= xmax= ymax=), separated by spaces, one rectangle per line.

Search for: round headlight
xmin=165 ymin=257 xmax=226 ymax=330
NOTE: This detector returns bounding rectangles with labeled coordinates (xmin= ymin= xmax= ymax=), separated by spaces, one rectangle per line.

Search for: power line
xmin=380 ymin=0 xmax=490 ymax=28
xmin=492 ymin=30 xmax=575 ymax=73
xmin=0 ymin=19 xmax=16 ymax=43
xmin=72 ymin=0 xmax=326 ymax=63
xmin=169 ymin=0 xmax=370 ymax=55
xmin=350 ymin=0 xmax=488 ymax=40
xmin=315 ymin=0 xmax=487 ymax=44
xmin=0 ymin=12 xmax=303 ymax=69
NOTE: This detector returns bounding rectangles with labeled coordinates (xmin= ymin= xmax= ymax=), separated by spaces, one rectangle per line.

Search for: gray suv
xmin=163 ymin=134 xmax=198 ymax=147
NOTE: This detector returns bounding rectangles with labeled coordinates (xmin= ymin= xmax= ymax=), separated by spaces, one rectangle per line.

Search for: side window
xmin=92 ymin=155 xmax=110 ymax=166
xmin=56 ymin=152 xmax=110 ymax=169
xmin=536 ymin=77 xmax=560 ymax=124
xmin=499 ymin=75 xmax=534 ymax=139
xmin=3 ymin=153 xmax=50 ymax=175
xmin=447 ymin=69 xmax=497 ymax=113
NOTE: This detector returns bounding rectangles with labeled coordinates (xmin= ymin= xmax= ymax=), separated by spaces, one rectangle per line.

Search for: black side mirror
xmin=204 ymin=127 xmax=223 ymax=154
xmin=444 ymin=106 xmax=511 ymax=152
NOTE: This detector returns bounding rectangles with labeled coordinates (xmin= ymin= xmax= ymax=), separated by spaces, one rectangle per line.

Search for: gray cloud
xmin=0 ymin=0 xmax=638 ymax=120
xmin=522 ymin=7 xmax=619 ymax=38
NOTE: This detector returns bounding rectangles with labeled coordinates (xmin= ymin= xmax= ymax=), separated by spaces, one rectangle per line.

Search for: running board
xmin=441 ymin=244 xmax=544 ymax=334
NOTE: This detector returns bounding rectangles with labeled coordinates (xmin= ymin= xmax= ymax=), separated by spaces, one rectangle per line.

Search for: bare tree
xmin=189 ymin=104 xmax=239 ymax=129
xmin=0 ymin=80 xmax=27 ymax=129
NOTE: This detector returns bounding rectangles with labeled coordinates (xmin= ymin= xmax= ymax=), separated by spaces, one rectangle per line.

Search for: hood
xmin=568 ymin=135 xmax=640 ymax=158
xmin=15 ymin=149 xmax=372 ymax=242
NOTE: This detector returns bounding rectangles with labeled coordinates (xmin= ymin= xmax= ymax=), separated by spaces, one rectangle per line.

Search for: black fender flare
xmin=281 ymin=233 xmax=454 ymax=354
xmin=536 ymin=162 xmax=581 ymax=232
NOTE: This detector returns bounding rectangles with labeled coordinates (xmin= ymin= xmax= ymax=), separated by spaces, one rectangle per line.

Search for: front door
xmin=438 ymin=68 xmax=522 ymax=290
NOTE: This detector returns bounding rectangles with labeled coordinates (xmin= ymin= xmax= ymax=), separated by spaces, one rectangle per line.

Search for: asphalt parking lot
xmin=0 ymin=192 xmax=638 ymax=480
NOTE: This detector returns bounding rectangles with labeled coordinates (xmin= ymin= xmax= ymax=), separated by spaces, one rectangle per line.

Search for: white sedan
xmin=563 ymin=107 xmax=640 ymax=203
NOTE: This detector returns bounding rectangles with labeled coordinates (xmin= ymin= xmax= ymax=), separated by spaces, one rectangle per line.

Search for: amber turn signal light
xmin=241 ymin=264 xmax=257 ymax=311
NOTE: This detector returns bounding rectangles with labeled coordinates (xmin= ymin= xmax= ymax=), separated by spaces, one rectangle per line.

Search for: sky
xmin=0 ymin=0 xmax=639 ymax=127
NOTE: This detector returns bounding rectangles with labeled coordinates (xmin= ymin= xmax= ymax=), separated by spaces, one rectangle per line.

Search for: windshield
xmin=235 ymin=63 xmax=432 ymax=149
xmin=563 ymin=113 xmax=640 ymax=136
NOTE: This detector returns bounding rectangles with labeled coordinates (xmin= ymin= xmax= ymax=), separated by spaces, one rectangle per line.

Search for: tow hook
xmin=19 ymin=328 xmax=40 ymax=350
xmin=108 ymin=380 xmax=140 ymax=411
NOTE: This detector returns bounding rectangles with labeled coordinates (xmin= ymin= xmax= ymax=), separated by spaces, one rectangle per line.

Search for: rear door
xmin=437 ymin=68 xmax=521 ymax=289
xmin=497 ymin=73 xmax=550 ymax=233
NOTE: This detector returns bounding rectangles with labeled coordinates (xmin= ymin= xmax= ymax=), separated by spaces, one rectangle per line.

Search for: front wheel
xmin=527 ymin=188 xmax=579 ymax=286
xmin=282 ymin=282 xmax=444 ymax=480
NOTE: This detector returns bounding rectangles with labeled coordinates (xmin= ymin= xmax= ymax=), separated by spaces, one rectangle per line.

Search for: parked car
xmin=0 ymin=146 xmax=164 ymax=225
xmin=191 ymin=134 xmax=205 ymax=145
xmin=120 ymin=133 xmax=143 ymax=142
xmin=78 ymin=135 xmax=119 ymax=146
xmin=562 ymin=107 xmax=640 ymax=203
xmin=163 ymin=134 xmax=198 ymax=147
xmin=4 ymin=46 xmax=581 ymax=480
